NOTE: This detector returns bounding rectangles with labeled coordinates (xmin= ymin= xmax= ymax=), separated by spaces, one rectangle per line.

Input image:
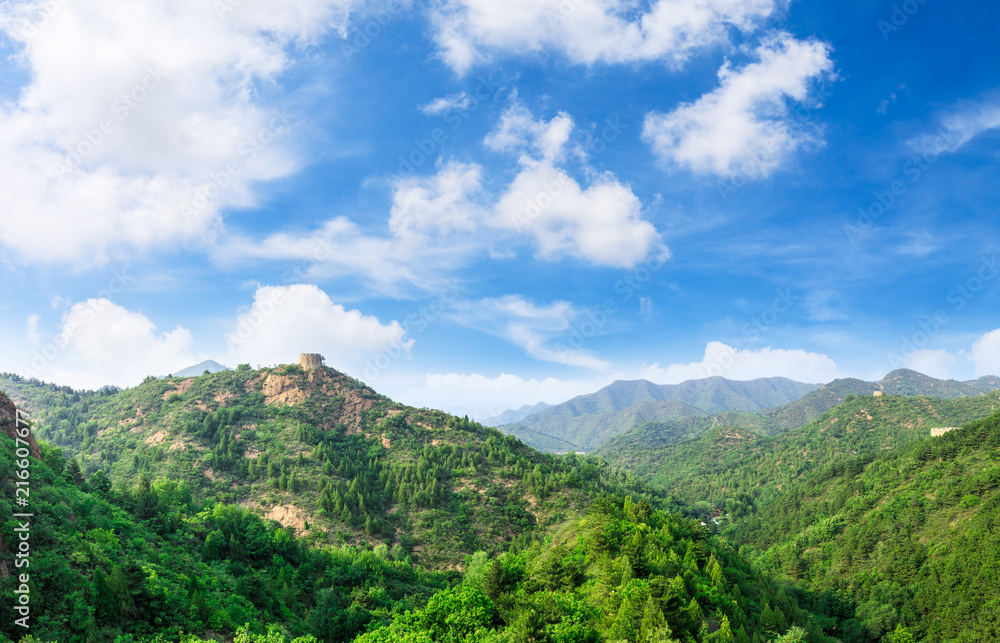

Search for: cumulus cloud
xmin=0 ymin=0 xmax=361 ymax=266
xmin=19 ymin=299 xmax=197 ymax=389
xmin=223 ymin=284 xmax=413 ymax=377
xmin=430 ymin=0 xmax=778 ymax=73
xmin=638 ymin=341 xmax=840 ymax=383
xmin=643 ymin=34 xmax=834 ymax=178
xmin=902 ymin=348 xmax=967 ymax=380
xmin=971 ymin=329 xmax=1000 ymax=377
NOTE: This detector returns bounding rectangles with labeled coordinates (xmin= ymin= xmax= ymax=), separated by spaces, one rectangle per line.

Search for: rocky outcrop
xmin=0 ymin=390 xmax=40 ymax=460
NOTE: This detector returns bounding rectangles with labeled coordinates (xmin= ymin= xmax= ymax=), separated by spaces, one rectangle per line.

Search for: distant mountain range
xmin=496 ymin=376 xmax=822 ymax=451
xmin=496 ymin=369 xmax=1000 ymax=453
xmin=480 ymin=401 xmax=551 ymax=426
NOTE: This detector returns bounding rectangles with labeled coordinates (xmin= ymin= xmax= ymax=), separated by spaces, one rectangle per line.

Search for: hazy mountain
xmin=169 ymin=359 xmax=228 ymax=377
xmin=500 ymin=376 xmax=822 ymax=452
xmin=480 ymin=401 xmax=551 ymax=427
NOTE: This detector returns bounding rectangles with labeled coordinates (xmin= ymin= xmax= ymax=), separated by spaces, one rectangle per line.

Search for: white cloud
xmin=484 ymin=102 xmax=573 ymax=161
xmin=903 ymin=349 xmax=967 ymax=380
xmin=453 ymin=295 xmax=611 ymax=369
xmin=971 ymin=329 xmax=1000 ymax=377
xmin=223 ymin=284 xmax=413 ymax=378
xmin=26 ymin=314 xmax=40 ymax=345
xmin=643 ymin=34 xmax=834 ymax=178
xmin=218 ymin=161 xmax=489 ymax=294
xmin=223 ymin=102 xmax=666 ymax=289
xmin=19 ymin=299 xmax=197 ymax=388
xmin=389 ymin=370 xmax=616 ymax=420
xmin=638 ymin=341 xmax=840 ymax=383
xmin=489 ymin=102 xmax=667 ymax=267
xmin=430 ymin=0 xmax=778 ymax=74
xmin=420 ymin=91 xmax=473 ymax=115
xmin=0 ymin=0 xmax=360 ymax=266
xmin=912 ymin=93 xmax=1000 ymax=156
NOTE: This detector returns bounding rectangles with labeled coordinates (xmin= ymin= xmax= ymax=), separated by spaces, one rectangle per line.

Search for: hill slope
xmin=0 ymin=367 xmax=662 ymax=571
xmin=1 ymin=377 xmax=841 ymax=643
xmin=598 ymin=392 xmax=1000 ymax=517
xmin=729 ymin=412 xmax=1000 ymax=642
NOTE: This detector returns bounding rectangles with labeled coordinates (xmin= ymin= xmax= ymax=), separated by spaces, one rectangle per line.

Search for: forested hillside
xmin=598 ymin=393 xmax=1000 ymax=518
xmin=729 ymin=412 xmax=1000 ymax=642
xmin=0 ymin=374 xmax=839 ymax=643
xmin=0 ymin=367 xmax=662 ymax=569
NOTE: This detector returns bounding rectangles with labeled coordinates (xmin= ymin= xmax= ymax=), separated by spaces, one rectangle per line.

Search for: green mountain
xmin=598 ymin=392 xmax=1000 ymax=516
xmin=728 ymin=412 xmax=1000 ymax=642
xmin=0 ymin=366 xmax=663 ymax=572
xmin=500 ymin=377 xmax=823 ymax=452
xmin=760 ymin=369 xmax=1000 ymax=432
xmin=0 ymin=370 xmax=841 ymax=643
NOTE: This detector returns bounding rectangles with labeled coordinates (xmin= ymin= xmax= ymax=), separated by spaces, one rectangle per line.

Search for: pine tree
xmin=92 ymin=568 xmax=119 ymax=624
xmin=65 ymin=458 xmax=84 ymax=486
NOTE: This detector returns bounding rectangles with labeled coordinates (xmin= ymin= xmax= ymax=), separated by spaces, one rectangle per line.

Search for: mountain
xmin=169 ymin=359 xmax=228 ymax=377
xmin=499 ymin=376 xmax=823 ymax=452
xmin=0 ymin=365 xmax=668 ymax=572
xmin=761 ymin=369 xmax=1000 ymax=431
xmin=0 ymin=369 xmax=838 ymax=643
xmin=480 ymin=401 xmax=551 ymax=427
xmin=598 ymin=391 xmax=1000 ymax=517
xmin=728 ymin=412 xmax=1000 ymax=642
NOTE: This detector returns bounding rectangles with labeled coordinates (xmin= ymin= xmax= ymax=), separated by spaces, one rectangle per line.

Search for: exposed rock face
xmin=0 ymin=390 xmax=40 ymax=460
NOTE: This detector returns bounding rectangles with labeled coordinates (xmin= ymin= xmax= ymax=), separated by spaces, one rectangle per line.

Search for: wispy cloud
xmin=911 ymin=91 xmax=1000 ymax=155
xmin=452 ymin=295 xmax=612 ymax=369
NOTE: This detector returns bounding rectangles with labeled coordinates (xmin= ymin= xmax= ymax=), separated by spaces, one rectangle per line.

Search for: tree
xmin=89 ymin=469 xmax=112 ymax=493
xmin=65 ymin=458 xmax=84 ymax=486
xmin=92 ymin=568 xmax=118 ymax=624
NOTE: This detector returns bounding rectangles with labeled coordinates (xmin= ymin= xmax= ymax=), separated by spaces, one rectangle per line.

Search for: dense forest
xmin=597 ymin=393 xmax=1000 ymax=520
xmin=729 ymin=412 xmax=1000 ymax=642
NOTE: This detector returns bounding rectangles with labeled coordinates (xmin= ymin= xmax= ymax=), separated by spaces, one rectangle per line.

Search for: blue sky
xmin=2 ymin=0 xmax=999 ymax=418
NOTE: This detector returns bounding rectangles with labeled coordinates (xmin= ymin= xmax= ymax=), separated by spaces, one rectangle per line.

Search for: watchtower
xmin=299 ymin=353 xmax=324 ymax=371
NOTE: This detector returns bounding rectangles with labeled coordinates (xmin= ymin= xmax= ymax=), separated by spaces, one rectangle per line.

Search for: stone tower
xmin=299 ymin=353 xmax=324 ymax=371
